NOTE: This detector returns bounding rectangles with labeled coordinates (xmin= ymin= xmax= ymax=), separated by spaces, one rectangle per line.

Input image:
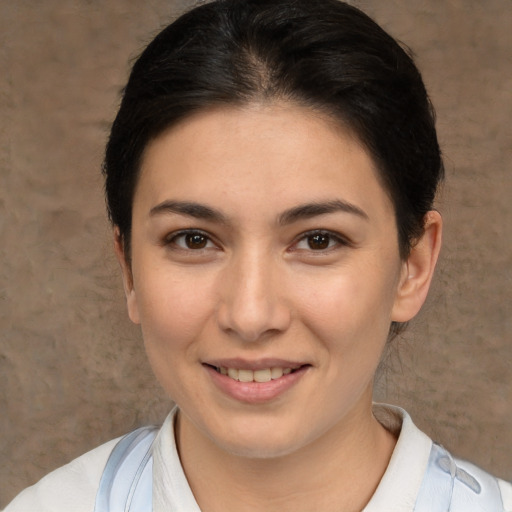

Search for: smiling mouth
xmin=209 ymin=365 xmax=304 ymax=383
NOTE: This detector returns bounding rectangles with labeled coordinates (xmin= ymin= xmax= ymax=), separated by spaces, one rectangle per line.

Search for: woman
xmin=5 ymin=0 xmax=511 ymax=510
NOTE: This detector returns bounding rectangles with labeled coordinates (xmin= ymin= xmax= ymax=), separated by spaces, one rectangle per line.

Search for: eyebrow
xmin=149 ymin=200 xmax=229 ymax=224
xmin=149 ymin=199 xmax=368 ymax=225
xmin=278 ymin=199 xmax=369 ymax=225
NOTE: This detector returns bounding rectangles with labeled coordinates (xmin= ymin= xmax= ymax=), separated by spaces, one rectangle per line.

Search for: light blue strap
xmin=414 ymin=443 xmax=456 ymax=511
xmin=94 ymin=426 xmax=158 ymax=512
xmin=414 ymin=442 xmax=505 ymax=511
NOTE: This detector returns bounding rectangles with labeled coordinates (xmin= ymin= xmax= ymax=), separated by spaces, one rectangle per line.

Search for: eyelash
xmin=164 ymin=229 xmax=218 ymax=251
xmin=291 ymin=230 xmax=351 ymax=252
xmin=163 ymin=228 xmax=350 ymax=253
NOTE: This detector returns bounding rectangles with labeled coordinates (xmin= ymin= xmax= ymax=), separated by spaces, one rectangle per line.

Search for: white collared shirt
xmin=5 ymin=404 xmax=512 ymax=511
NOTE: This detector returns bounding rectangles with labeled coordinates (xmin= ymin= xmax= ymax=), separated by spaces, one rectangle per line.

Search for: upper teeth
xmin=217 ymin=367 xmax=292 ymax=382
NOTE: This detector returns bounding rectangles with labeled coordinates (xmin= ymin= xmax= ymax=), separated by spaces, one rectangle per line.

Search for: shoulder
xmin=498 ymin=478 xmax=512 ymax=511
xmin=370 ymin=404 xmax=512 ymax=512
xmin=416 ymin=441 xmax=512 ymax=512
xmin=4 ymin=436 xmax=121 ymax=512
xmin=451 ymin=455 xmax=512 ymax=512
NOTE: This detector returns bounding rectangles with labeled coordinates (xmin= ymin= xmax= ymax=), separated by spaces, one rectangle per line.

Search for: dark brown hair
xmin=104 ymin=0 xmax=443 ymax=262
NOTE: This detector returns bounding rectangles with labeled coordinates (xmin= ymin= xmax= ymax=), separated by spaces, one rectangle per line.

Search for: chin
xmin=218 ymin=438 xmax=302 ymax=460
xmin=208 ymin=422 xmax=314 ymax=460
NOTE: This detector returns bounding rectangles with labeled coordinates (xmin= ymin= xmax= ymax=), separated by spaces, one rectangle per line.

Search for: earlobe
xmin=113 ymin=228 xmax=141 ymax=325
xmin=391 ymin=210 xmax=443 ymax=323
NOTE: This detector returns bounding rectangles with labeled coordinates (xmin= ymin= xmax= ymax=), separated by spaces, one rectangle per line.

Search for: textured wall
xmin=1 ymin=0 xmax=511 ymax=507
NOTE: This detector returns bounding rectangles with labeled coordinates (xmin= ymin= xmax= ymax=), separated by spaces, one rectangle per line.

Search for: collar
xmin=363 ymin=404 xmax=432 ymax=511
xmin=153 ymin=404 xmax=432 ymax=512
xmin=153 ymin=406 xmax=201 ymax=512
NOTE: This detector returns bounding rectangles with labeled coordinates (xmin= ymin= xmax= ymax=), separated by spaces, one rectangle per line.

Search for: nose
xmin=216 ymin=249 xmax=292 ymax=342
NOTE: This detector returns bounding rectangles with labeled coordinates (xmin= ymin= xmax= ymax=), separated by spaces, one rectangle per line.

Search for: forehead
xmin=135 ymin=103 xmax=394 ymax=222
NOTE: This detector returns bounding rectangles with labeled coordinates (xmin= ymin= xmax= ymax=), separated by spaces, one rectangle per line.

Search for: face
xmin=118 ymin=103 xmax=428 ymax=459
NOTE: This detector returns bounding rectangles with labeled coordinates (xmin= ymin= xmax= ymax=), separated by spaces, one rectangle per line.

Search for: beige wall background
xmin=1 ymin=0 xmax=511 ymax=507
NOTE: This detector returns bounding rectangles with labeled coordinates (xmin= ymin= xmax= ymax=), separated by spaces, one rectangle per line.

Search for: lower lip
xmin=204 ymin=365 xmax=309 ymax=404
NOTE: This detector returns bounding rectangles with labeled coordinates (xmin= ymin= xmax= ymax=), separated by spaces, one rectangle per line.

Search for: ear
xmin=391 ymin=210 xmax=442 ymax=323
xmin=113 ymin=228 xmax=141 ymax=325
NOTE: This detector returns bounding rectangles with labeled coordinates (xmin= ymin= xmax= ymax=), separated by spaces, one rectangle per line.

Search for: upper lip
xmin=203 ymin=358 xmax=308 ymax=371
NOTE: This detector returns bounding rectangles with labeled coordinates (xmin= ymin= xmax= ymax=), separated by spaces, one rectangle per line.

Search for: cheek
xmin=295 ymin=266 xmax=398 ymax=352
xmin=134 ymin=270 xmax=219 ymax=404
xmin=135 ymin=269 xmax=217 ymax=354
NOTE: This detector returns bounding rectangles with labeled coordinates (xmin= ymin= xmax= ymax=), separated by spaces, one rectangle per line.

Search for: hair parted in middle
xmin=105 ymin=0 xmax=443 ymax=262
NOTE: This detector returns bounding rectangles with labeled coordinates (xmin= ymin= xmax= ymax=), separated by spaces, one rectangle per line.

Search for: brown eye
xmin=168 ymin=230 xmax=215 ymax=250
xmin=293 ymin=230 xmax=348 ymax=253
xmin=184 ymin=233 xmax=208 ymax=249
xmin=307 ymin=233 xmax=331 ymax=250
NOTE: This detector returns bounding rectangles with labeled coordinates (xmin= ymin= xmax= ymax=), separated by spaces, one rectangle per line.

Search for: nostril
xmin=216 ymin=299 xmax=292 ymax=343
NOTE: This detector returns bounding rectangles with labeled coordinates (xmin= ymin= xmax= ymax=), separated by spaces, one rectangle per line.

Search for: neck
xmin=175 ymin=397 xmax=397 ymax=512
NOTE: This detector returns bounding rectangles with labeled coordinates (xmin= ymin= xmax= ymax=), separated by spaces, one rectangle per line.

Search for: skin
xmin=116 ymin=102 xmax=442 ymax=512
